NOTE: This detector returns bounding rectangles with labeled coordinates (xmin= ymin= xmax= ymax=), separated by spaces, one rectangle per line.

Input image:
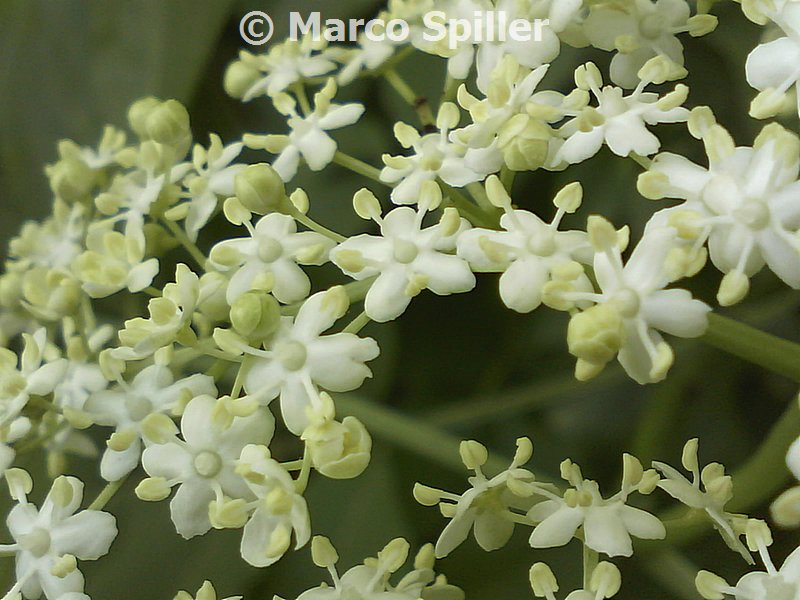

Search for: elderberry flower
xmin=653 ymin=438 xmax=751 ymax=560
xmin=7 ymin=201 xmax=86 ymax=274
xmin=553 ymin=61 xmax=689 ymax=166
xmin=224 ymin=37 xmax=337 ymax=102
xmin=1 ymin=470 xmax=117 ymax=600
xmin=457 ymin=177 xmax=592 ymax=313
xmin=416 ymin=438 xmax=542 ymax=558
xmin=137 ymin=394 xmax=274 ymax=539
xmin=331 ymin=184 xmax=474 ymax=323
xmin=562 ymin=218 xmax=710 ymax=384
xmin=743 ymin=0 xmax=800 ymax=118
xmin=72 ymin=227 xmax=159 ymax=298
xmin=84 ymin=355 xmax=216 ymax=481
xmin=209 ymin=212 xmax=334 ymax=305
xmin=381 ymin=103 xmax=500 ymax=205
xmin=235 ymin=444 xmax=310 ymax=567
xmin=240 ymin=287 xmax=380 ymax=434
xmin=528 ymin=455 xmax=664 ymax=557
xmin=583 ymin=0 xmax=714 ymax=88
xmin=530 ymin=561 xmax=622 ymax=600
xmin=244 ymin=79 xmax=365 ymax=182
xmin=696 ymin=521 xmax=800 ymax=599
xmin=173 ymin=134 xmax=246 ymax=240
xmin=640 ymin=118 xmax=800 ymax=305
xmin=279 ymin=536 xmax=464 ymax=600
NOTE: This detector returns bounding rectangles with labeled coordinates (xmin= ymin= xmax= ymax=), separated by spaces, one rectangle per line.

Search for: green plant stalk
xmin=333 ymin=150 xmax=386 ymax=184
xmin=701 ymin=313 xmax=800 ymax=382
xmin=88 ymin=475 xmax=129 ymax=511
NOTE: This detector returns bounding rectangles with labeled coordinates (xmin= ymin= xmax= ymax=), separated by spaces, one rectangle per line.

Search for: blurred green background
xmin=1 ymin=1 xmax=799 ymax=598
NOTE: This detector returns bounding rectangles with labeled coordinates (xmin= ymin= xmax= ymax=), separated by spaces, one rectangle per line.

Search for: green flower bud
xmin=128 ymin=96 xmax=161 ymax=139
xmin=230 ymin=291 xmax=280 ymax=340
xmin=567 ymin=304 xmax=624 ymax=366
xmin=47 ymin=157 xmax=95 ymax=202
xmin=146 ymin=99 xmax=191 ymax=146
xmin=234 ymin=164 xmax=287 ymax=214
xmin=223 ymin=60 xmax=262 ymax=99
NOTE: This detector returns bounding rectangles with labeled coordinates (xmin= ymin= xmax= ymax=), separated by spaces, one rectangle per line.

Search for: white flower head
xmin=2 ymin=470 xmax=117 ymax=600
xmin=553 ymin=61 xmax=689 ymax=166
xmin=209 ymin=212 xmax=334 ymax=305
xmin=84 ymin=361 xmax=217 ymax=481
xmin=331 ymin=185 xmax=475 ymax=323
xmin=138 ymin=394 xmax=274 ymax=539
xmin=235 ymin=444 xmax=310 ymax=567
xmin=241 ymin=286 xmax=380 ymax=434
xmin=528 ymin=456 xmax=665 ymax=557
xmin=381 ymin=103 xmax=500 ymax=205
xmin=244 ymin=79 xmax=365 ymax=182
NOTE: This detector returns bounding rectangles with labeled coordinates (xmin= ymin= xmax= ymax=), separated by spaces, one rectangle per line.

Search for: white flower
xmin=84 ymin=363 xmax=216 ymax=481
xmin=0 ymin=329 xmax=68 ymax=431
xmin=72 ymin=227 xmax=159 ymax=298
xmin=528 ymin=458 xmax=665 ymax=557
xmin=725 ymin=547 xmax=800 ymax=599
xmin=641 ymin=121 xmax=800 ymax=304
xmin=565 ymin=220 xmax=710 ymax=384
xmin=236 ymin=444 xmax=310 ymax=567
xmin=179 ymin=135 xmax=246 ymax=240
xmin=7 ymin=201 xmax=86 ymax=274
xmin=244 ymin=79 xmax=365 ymax=182
xmin=337 ymin=27 xmax=397 ymax=85
xmin=457 ymin=178 xmax=592 ymax=313
xmin=225 ymin=38 xmax=337 ymax=102
xmin=140 ymin=395 xmax=274 ymax=539
xmin=209 ymin=213 xmax=335 ymax=305
xmin=583 ymin=0 xmax=698 ymax=88
xmin=422 ymin=438 xmax=539 ymax=558
xmin=381 ymin=103 xmax=499 ymax=205
xmin=331 ymin=190 xmax=475 ymax=323
xmin=242 ymin=287 xmax=380 ymax=434
xmin=554 ymin=62 xmax=689 ymax=165
xmin=1 ymin=472 xmax=117 ymax=600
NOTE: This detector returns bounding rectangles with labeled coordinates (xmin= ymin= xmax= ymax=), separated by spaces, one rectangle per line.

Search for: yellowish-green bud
xmin=744 ymin=519 xmax=773 ymax=552
xmin=622 ymin=454 xmax=644 ymax=489
xmin=553 ymin=182 xmax=583 ymax=213
xmin=688 ymin=106 xmax=716 ymax=139
xmin=485 ymin=175 xmax=512 ymax=209
xmin=587 ymin=215 xmax=618 ymax=252
xmin=529 ymin=562 xmax=559 ymax=597
xmin=717 ymin=270 xmax=749 ymax=306
xmin=681 ymin=438 xmax=700 ymax=473
xmin=141 ymin=413 xmax=179 ymax=444
xmin=235 ymin=164 xmax=287 ymax=214
xmin=414 ymin=543 xmax=436 ymax=570
xmin=687 ymin=14 xmax=718 ymax=36
xmin=230 ymin=291 xmax=280 ymax=340
xmin=224 ymin=60 xmax=262 ymax=99
xmin=50 ymin=554 xmax=78 ymax=578
xmin=146 ymin=99 xmax=190 ymax=146
xmin=439 ymin=207 xmax=461 ymax=237
xmin=353 ymin=188 xmax=383 ymax=220
xmin=590 ymin=562 xmax=622 ymax=597
xmin=378 ymin=538 xmax=410 ymax=573
xmin=567 ymin=304 xmax=624 ymax=365
xmin=695 ymin=570 xmax=728 ymax=600
xmin=437 ymin=102 xmax=460 ymax=130
xmin=209 ymin=497 xmax=250 ymax=529
xmin=48 ymin=158 xmax=94 ymax=202
xmin=413 ymin=483 xmax=443 ymax=506
xmin=750 ymin=88 xmax=785 ymax=120
xmin=128 ymin=96 xmax=161 ymax=139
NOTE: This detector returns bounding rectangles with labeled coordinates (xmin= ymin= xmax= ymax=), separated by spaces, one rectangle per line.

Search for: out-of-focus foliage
xmin=1 ymin=1 xmax=798 ymax=599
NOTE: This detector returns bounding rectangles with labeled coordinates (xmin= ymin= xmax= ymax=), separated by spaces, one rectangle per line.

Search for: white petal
xmin=583 ymin=505 xmax=633 ymax=557
xmin=746 ymin=37 xmax=800 ymax=92
xmin=529 ymin=506 xmax=583 ymax=548
xmin=170 ymin=478 xmax=214 ymax=539
xmin=52 ymin=510 xmax=117 ymax=559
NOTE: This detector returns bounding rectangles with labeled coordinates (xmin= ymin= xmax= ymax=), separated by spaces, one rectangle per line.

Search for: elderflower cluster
xmin=1 ymin=0 xmax=798 ymax=597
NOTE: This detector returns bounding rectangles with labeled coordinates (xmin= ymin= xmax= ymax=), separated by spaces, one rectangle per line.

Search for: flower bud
xmin=567 ymin=304 xmax=623 ymax=366
xmin=311 ymin=536 xmax=339 ymax=568
xmin=146 ymin=100 xmax=190 ymax=146
xmin=128 ymin=96 xmax=161 ymax=139
xmin=459 ymin=440 xmax=488 ymax=470
xmin=717 ymin=270 xmax=749 ymax=306
xmin=135 ymin=477 xmax=172 ymax=502
xmin=230 ymin=291 xmax=281 ymax=340
xmin=224 ymin=59 xmax=262 ymax=99
xmin=47 ymin=157 xmax=95 ymax=202
xmin=234 ymin=164 xmax=287 ymax=214
xmin=529 ymin=562 xmax=559 ymax=597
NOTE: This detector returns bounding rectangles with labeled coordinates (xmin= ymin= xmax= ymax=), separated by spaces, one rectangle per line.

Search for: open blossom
xmin=640 ymin=120 xmax=800 ymax=305
xmin=178 ymin=135 xmax=246 ymax=240
xmin=553 ymin=61 xmax=689 ymax=166
xmin=209 ymin=213 xmax=334 ymax=305
xmin=224 ymin=37 xmax=337 ymax=101
xmin=242 ymin=287 xmax=380 ymax=434
xmin=528 ymin=457 xmax=664 ymax=558
xmin=84 ymin=362 xmax=217 ymax=481
xmin=457 ymin=178 xmax=592 ymax=313
xmin=244 ymin=79 xmax=364 ymax=182
xmin=562 ymin=220 xmax=710 ymax=384
xmin=139 ymin=395 xmax=274 ymax=539
xmin=381 ymin=103 xmax=500 ymax=205
xmin=2 ymin=471 xmax=117 ymax=600
xmin=331 ymin=186 xmax=475 ymax=323
xmin=236 ymin=444 xmax=310 ymax=567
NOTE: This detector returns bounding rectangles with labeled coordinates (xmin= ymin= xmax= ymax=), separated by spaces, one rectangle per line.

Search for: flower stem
xmin=286 ymin=205 xmax=346 ymax=243
xmin=701 ymin=313 xmax=800 ymax=382
xmin=333 ymin=150 xmax=386 ymax=184
xmin=161 ymin=218 xmax=207 ymax=270
xmin=88 ymin=475 xmax=129 ymax=511
xmin=383 ymin=69 xmax=435 ymax=126
xmin=343 ymin=311 xmax=371 ymax=335
xmin=440 ymin=181 xmax=500 ymax=229
xmin=583 ymin=545 xmax=599 ymax=589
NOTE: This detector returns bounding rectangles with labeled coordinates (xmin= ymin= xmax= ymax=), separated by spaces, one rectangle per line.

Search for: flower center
xmin=527 ymin=231 xmax=556 ymax=256
xmin=276 ymin=340 xmax=308 ymax=372
xmin=257 ymin=237 xmax=284 ymax=263
xmin=20 ymin=527 xmax=51 ymax=558
xmin=393 ymin=239 xmax=419 ymax=264
xmin=612 ymin=288 xmax=640 ymax=318
xmin=733 ymin=200 xmax=770 ymax=230
xmin=639 ymin=14 xmax=664 ymax=40
xmin=125 ymin=394 xmax=154 ymax=422
xmin=194 ymin=451 xmax=222 ymax=478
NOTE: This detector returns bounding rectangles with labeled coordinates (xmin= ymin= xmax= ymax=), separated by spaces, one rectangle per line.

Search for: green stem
xmin=440 ymin=76 xmax=462 ymax=106
xmin=89 ymin=476 xmax=128 ymax=511
xmin=293 ymin=82 xmax=312 ymax=115
xmin=333 ymin=151 xmax=386 ymax=185
xmin=440 ymin=182 xmax=499 ymax=229
xmin=500 ymin=166 xmax=516 ymax=191
xmin=701 ymin=313 xmax=800 ymax=382
xmin=287 ymin=205 xmax=346 ymax=243
xmin=343 ymin=311 xmax=371 ymax=335
xmin=582 ymin=545 xmax=598 ymax=589
xmin=629 ymin=153 xmax=653 ymax=170
xmin=466 ymin=181 xmax=498 ymax=215
xmin=281 ymin=278 xmax=375 ymax=317
xmin=383 ymin=69 xmax=435 ymax=126
xmin=162 ymin=219 xmax=207 ymax=269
